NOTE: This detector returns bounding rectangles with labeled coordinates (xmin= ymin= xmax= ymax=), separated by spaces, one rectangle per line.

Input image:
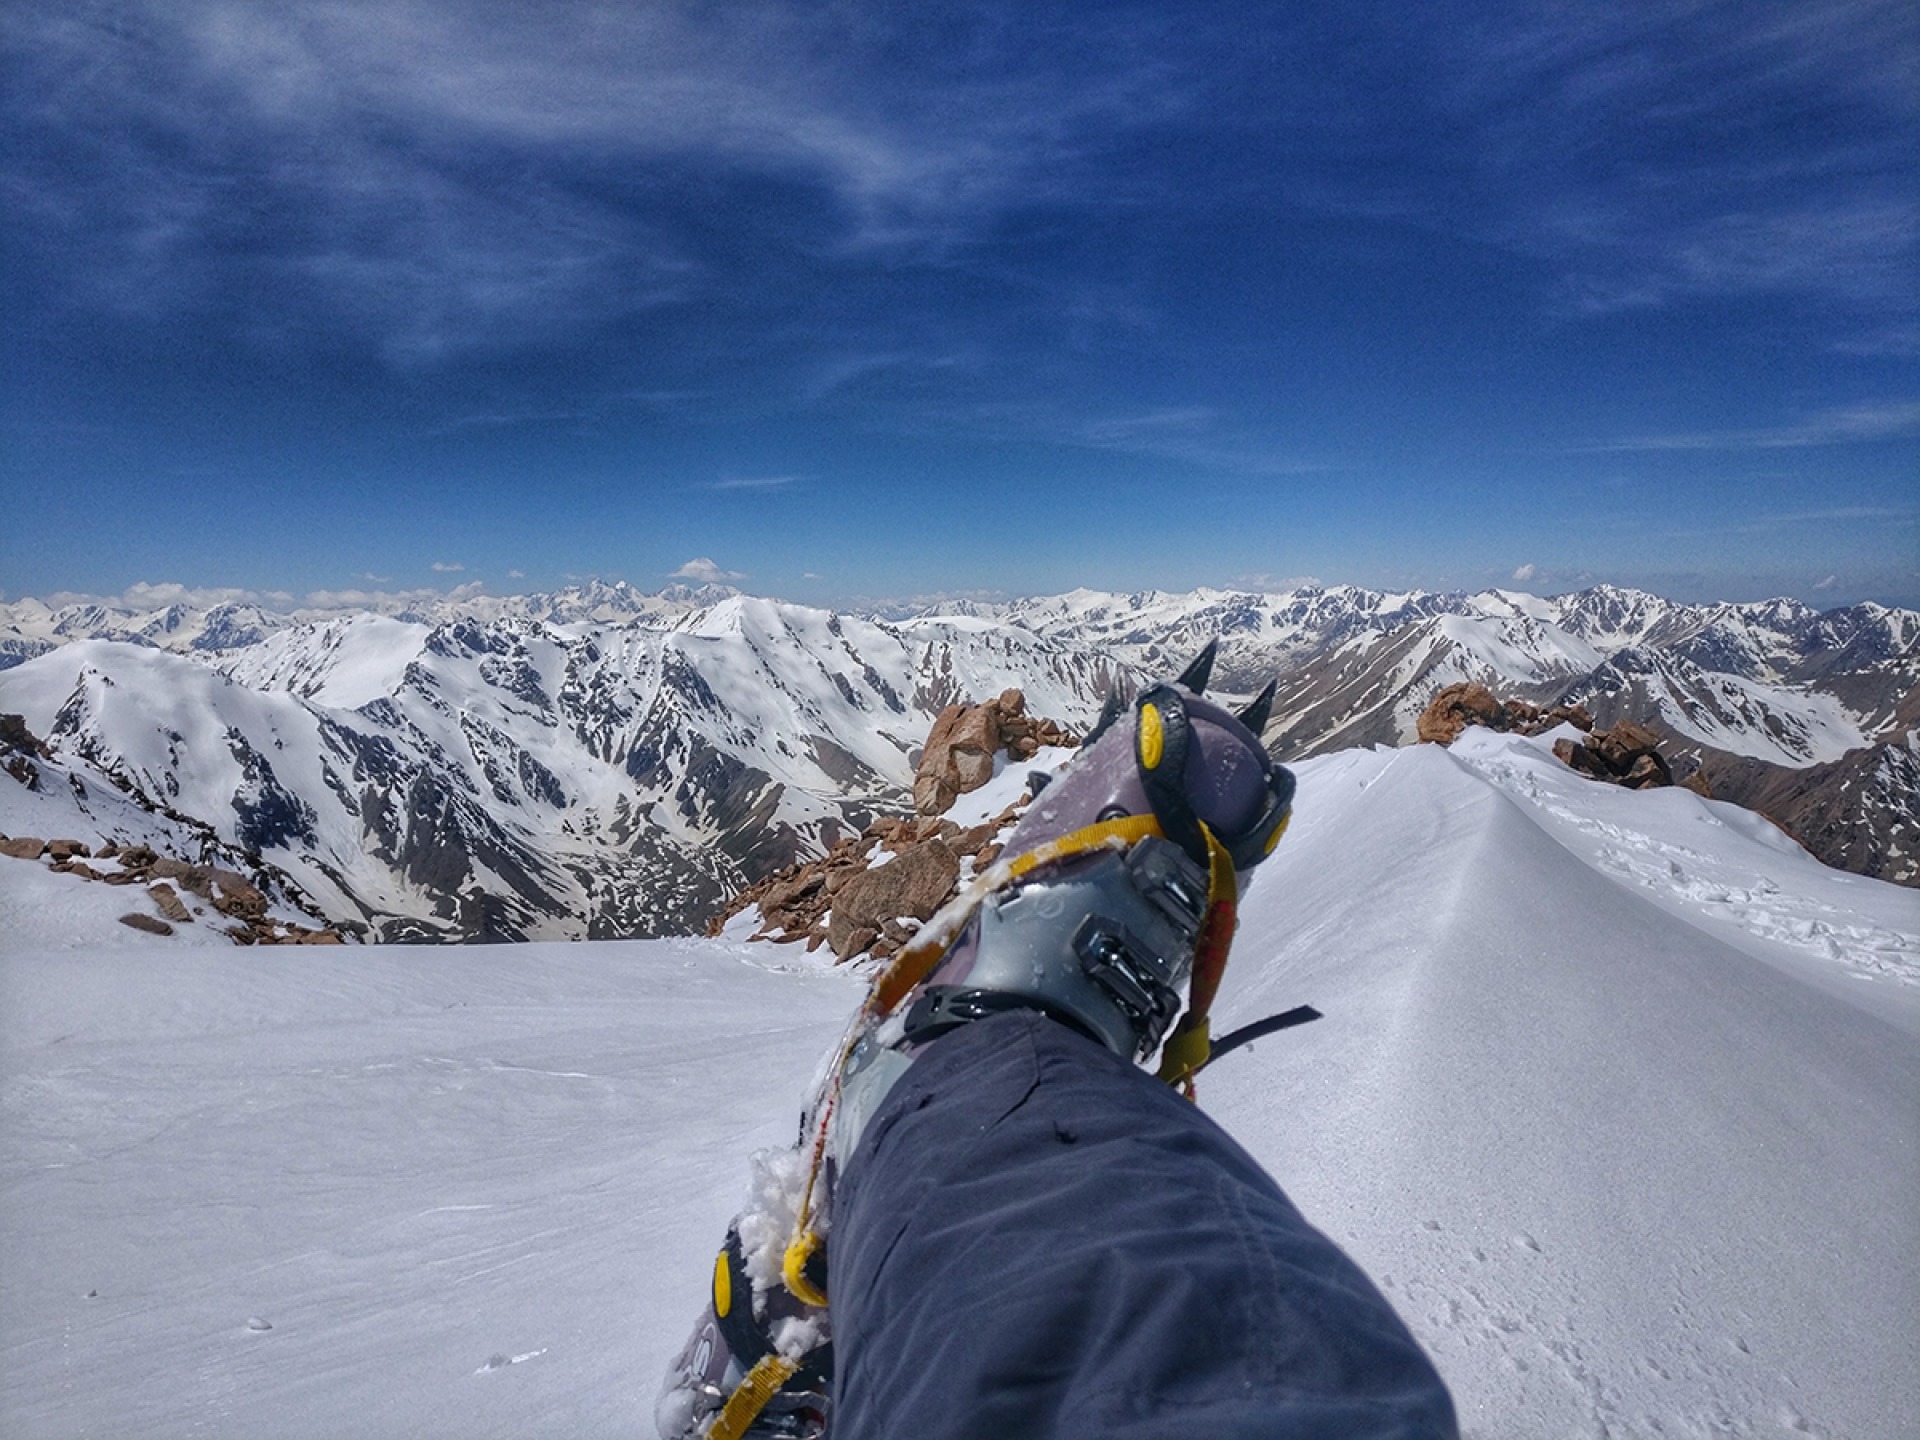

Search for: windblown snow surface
xmin=2 ymin=728 xmax=1915 ymax=1438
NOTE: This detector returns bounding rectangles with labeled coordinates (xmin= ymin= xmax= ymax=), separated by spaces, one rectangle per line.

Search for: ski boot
xmin=827 ymin=643 xmax=1294 ymax=1168
xmin=656 ymin=645 xmax=1293 ymax=1439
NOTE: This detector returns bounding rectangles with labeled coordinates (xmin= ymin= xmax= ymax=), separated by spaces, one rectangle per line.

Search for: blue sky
xmin=3 ymin=1 xmax=1916 ymax=610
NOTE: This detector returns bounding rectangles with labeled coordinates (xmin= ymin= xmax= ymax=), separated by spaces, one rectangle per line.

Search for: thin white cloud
xmin=507 ymin=568 xmax=525 ymax=579
xmin=117 ymin=580 xmax=263 ymax=609
xmin=1813 ymin=574 xmax=1838 ymax=590
xmin=431 ymin=561 xmax=466 ymax=573
xmin=671 ymin=557 xmax=747 ymax=583
xmin=299 ymin=581 xmax=486 ymax=612
xmin=1227 ymin=572 xmax=1323 ymax=593
xmin=1584 ymin=400 xmax=1920 ymax=453
xmin=710 ymin=475 xmax=798 ymax=491
xmin=1512 ymin=563 xmax=1537 ymax=583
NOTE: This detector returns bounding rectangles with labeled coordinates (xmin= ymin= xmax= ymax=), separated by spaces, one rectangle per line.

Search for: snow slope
xmin=2 ymin=733 xmax=1915 ymax=1438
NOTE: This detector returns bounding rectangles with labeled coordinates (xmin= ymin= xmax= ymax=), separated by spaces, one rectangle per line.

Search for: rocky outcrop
xmin=707 ymin=808 xmax=1020 ymax=962
xmin=826 ymin=838 xmax=960 ymax=960
xmin=913 ymin=690 xmax=1076 ymax=816
xmin=1416 ymin=683 xmax=1595 ymax=745
xmin=0 ymin=833 xmax=352 ymax=945
xmin=1551 ymin=721 xmax=1701 ymax=793
xmin=1415 ymin=684 xmax=1696 ymax=795
xmin=709 ymin=690 xmax=1076 ymax=961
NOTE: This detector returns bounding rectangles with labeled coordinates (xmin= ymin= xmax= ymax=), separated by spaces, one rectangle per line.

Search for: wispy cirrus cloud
xmin=709 ymin=475 xmax=798 ymax=492
xmin=2 ymin=0 xmax=1180 ymax=366
xmin=1584 ymin=399 xmax=1920 ymax=453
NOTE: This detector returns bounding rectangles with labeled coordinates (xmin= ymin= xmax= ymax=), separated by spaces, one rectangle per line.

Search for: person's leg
xmin=831 ymin=1009 xmax=1458 ymax=1440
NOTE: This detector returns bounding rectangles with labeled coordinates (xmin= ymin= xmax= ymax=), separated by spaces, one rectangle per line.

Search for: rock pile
xmin=1415 ymin=683 xmax=1595 ymax=744
xmin=1553 ymin=721 xmax=1710 ymax=795
xmin=707 ymin=806 xmax=1022 ymax=961
xmin=913 ymin=690 xmax=1076 ymax=816
xmin=0 ymin=834 xmax=348 ymax=944
xmin=712 ymin=687 xmax=1081 ymax=962
xmin=1414 ymin=683 xmax=1705 ymax=796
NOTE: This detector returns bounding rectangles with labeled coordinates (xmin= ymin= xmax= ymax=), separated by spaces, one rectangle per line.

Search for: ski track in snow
xmin=3 ymin=734 xmax=1917 ymax=1438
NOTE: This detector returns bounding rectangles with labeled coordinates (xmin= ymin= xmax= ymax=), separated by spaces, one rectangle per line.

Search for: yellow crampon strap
xmin=782 ymin=1227 xmax=829 ymax=1309
xmin=1155 ymin=821 xmax=1239 ymax=1099
xmin=706 ymin=1352 xmax=802 ymax=1440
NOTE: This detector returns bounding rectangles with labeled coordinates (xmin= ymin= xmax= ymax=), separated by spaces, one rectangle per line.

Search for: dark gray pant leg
xmin=831 ymin=1011 xmax=1457 ymax=1440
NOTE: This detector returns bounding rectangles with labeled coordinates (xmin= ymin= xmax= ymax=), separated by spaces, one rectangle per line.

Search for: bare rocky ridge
xmin=2 ymin=710 xmax=355 ymax=943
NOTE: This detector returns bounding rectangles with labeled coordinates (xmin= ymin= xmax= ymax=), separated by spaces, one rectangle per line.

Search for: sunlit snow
xmin=3 ymin=732 xmax=1915 ymax=1438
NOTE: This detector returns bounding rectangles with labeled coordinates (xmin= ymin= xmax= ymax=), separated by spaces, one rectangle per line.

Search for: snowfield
xmin=3 ymin=731 xmax=1915 ymax=1438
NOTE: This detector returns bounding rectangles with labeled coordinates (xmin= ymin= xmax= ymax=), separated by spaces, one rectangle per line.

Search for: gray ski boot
xmin=829 ymin=646 xmax=1294 ymax=1173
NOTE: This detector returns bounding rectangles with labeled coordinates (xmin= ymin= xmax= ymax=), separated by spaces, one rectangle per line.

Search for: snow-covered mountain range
xmin=1 ymin=581 xmax=1913 ymax=940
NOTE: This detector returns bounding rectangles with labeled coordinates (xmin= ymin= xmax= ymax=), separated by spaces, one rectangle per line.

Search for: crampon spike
xmin=1175 ymin=640 xmax=1218 ymax=695
xmin=1236 ymin=679 xmax=1277 ymax=737
xmin=1080 ymin=690 xmax=1125 ymax=747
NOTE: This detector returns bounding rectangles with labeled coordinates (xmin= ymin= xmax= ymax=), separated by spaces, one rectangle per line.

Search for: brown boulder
xmin=118 ymin=912 xmax=174 ymax=936
xmin=828 ymin=839 xmax=960 ymax=959
xmin=1592 ymin=720 xmax=1661 ymax=771
xmin=1553 ymin=719 xmax=1678 ymax=791
xmin=0 ymin=836 xmax=46 ymax=860
xmin=1552 ymin=737 xmax=1598 ymax=776
xmin=149 ymin=883 xmax=194 ymax=924
xmin=1543 ymin=704 xmax=1595 ymax=734
xmin=913 ymin=771 xmax=958 ymax=817
xmin=915 ymin=701 xmax=1003 ymax=815
xmin=1620 ymin=752 xmax=1673 ymax=790
xmin=209 ymin=869 xmax=269 ymax=919
xmin=1416 ymin=683 xmax=1506 ymax=745
xmin=47 ymin=839 xmax=92 ymax=860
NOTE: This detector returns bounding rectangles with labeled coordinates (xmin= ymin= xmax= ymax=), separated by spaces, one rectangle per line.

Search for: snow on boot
xmin=655 ymin=1219 xmax=831 ymax=1440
